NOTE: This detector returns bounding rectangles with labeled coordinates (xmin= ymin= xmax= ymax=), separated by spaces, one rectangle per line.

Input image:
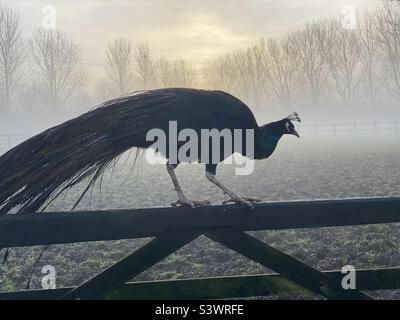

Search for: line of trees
xmin=98 ymin=40 xmax=197 ymax=100
xmin=0 ymin=1 xmax=84 ymax=118
xmin=1 ymin=1 xmax=400 ymax=123
xmin=203 ymin=3 xmax=400 ymax=109
xmin=0 ymin=1 xmax=24 ymax=113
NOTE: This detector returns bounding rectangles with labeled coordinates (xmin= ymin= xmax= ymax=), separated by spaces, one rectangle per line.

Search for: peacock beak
xmin=292 ymin=129 xmax=300 ymax=138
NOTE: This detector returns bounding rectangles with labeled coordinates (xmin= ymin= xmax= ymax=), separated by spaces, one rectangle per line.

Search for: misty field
xmin=1 ymin=133 xmax=400 ymax=299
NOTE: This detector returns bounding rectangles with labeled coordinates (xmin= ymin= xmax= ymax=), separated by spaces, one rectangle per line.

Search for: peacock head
xmin=278 ymin=112 xmax=301 ymax=138
xmin=260 ymin=112 xmax=301 ymax=142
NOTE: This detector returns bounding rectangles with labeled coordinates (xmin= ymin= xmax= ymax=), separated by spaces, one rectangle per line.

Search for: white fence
xmin=298 ymin=121 xmax=400 ymax=135
xmin=0 ymin=121 xmax=399 ymax=154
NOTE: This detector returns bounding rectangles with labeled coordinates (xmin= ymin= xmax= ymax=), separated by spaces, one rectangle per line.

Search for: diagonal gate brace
xmin=61 ymin=229 xmax=200 ymax=300
xmin=205 ymin=228 xmax=371 ymax=300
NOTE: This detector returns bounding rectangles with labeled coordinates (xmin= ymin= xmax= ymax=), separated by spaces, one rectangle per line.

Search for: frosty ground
xmin=1 ymin=133 xmax=400 ymax=299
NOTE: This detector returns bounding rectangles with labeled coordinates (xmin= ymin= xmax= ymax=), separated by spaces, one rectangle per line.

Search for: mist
xmin=1 ymin=0 xmax=400 ymax=301
xmin=0 ymin=0 xmax=396 ymax=139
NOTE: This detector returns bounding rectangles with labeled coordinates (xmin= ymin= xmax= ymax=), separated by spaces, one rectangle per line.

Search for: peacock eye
xmin=285 ymin=122 xmax=290 ymax=132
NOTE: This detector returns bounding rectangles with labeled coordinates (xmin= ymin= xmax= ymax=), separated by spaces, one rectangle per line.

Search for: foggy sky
xmin=14 ymin=0 xmax=379 ymax=68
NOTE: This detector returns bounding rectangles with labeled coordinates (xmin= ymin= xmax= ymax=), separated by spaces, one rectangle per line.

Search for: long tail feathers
xmin=0 ymin=89 xmax=176 ymax=215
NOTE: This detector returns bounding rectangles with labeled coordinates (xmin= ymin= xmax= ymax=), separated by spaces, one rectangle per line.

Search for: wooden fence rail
xmin=2 ymin=268 xmax=400 ymax=300
xmin=1 ymin=197 xmax=400 ymax=248
xmin=0 ymin=197 xmax=400 ymax=300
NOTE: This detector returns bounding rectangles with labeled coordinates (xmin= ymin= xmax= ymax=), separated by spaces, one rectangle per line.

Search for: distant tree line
xmin=203 ymin=2 xmax=400 ymax=109
xmin=98 ymin=40 xmax=196 ymax=100
xmin=1 ymin=1 xmax=400 ymax=122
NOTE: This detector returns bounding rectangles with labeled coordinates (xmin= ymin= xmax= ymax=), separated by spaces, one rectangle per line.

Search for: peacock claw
xmin=171 ymin=198 xmax=210 ymax=208
xmin=223 ymin=196 xmax=261 ymax=210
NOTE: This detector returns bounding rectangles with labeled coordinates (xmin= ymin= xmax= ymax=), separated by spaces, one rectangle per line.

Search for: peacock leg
xmin=166 ymin=163 xmax=210 ymax=208
xmin=205 ymin=170 xmax=261 ymax=210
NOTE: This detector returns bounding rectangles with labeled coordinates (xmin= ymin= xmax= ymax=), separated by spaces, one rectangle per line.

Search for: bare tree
xmin=358 ymin=9 xmax=385 ymax=103
xmin=376 ymin=3 xmax=400 ymax=100
xmin=229 ymin=49 xmax=257 ymax=105
xmin=202 ymin=40 xmax=269 ymax=108
xmin=170 ymin=59 xmax=195 ymax=87
xmin=105 ymin=38 xmax=133 ymax=96
xmin=292 ymin=22 xmax=328 ymax=105
xmin=156 ymin=57 xmax=195 ymax=88
xmin=316 ymin=19 xmax=364 ymax=104
xmin=203 ymin=51 xmax=248 ymax=104
xmin=30 ymin=28 xmax=84 ymax=110
xmin=0 ymin=1 xmax=24 ymax=112
xmin=203 ymin=53 xmax=240 ymax=95
xmin=248 ymin=39 xmax=270 ymax=108
xmin=264 ymin=36 xmax=299 ymax=107
xmin=156 ymin=57 xmax=172 ymax=88
xmin=227 ymin=40 xmax=269 ymax=108
xmin=95 ymin=78 xmax=115 ymax=102
xmin=134 ymin=42 xmax=155 ymax=89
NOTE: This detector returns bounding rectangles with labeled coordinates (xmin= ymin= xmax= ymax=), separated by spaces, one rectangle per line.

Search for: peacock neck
xmin=254 ymin=125 xmax=283 ymax=160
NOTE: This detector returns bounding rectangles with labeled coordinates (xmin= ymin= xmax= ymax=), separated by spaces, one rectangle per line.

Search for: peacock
xmin=0 ymin=88 xmax=300 ymax=215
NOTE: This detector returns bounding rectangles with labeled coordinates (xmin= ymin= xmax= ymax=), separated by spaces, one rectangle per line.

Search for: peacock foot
xmin=171 ymin=198 xmax=210 ymax=208
xmin=222 ymin=196 xmax=261 ymax=210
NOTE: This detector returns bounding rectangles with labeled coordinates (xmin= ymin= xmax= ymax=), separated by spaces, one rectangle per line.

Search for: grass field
xmin=1 ymin=133 xmax=400 ymax=299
